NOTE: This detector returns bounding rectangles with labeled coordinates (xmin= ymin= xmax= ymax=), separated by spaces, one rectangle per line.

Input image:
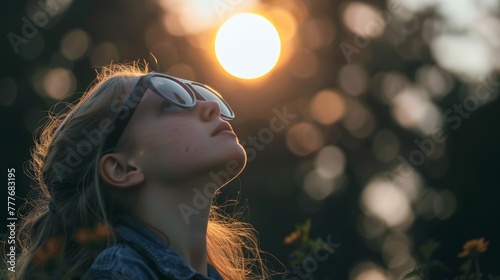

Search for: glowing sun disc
xmin=215 ymin=13 xmax=281 ymax=79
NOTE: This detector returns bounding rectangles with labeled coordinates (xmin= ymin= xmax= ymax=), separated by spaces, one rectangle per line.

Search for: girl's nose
xmin=198 ymin=100 xmax=221 ymax=121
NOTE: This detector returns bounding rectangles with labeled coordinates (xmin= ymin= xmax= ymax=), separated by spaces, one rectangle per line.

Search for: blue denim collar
xmin=114 ymin=215 xmax=223 ymax=280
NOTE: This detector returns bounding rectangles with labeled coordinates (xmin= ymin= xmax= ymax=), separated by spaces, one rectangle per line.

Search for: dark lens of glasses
xmin=191 ymin=84 xmax=235 ymax=119
xmin=150 ymin=76 xmax=195 ymax=106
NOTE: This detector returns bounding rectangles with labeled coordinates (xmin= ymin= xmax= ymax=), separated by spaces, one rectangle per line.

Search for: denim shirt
xmin=84 ymin=215 xmax=224 ymax=280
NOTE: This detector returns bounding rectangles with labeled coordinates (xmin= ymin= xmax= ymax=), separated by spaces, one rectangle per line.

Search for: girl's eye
xmin=162 ymin=103 xmax=178 ymax=112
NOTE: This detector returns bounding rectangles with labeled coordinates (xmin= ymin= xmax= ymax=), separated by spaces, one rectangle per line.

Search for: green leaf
xmin=317 ymin=237 xmax=336 ymax=253
xmin=302 ymin=219 xmax=311 ymax=241
xmin=402 ymin=265 xmax=425 ymax=280
xmin=460 ymin=258 xmax=473 ymax=274
xmin=420 ymin=241 xmax=440 ymax=261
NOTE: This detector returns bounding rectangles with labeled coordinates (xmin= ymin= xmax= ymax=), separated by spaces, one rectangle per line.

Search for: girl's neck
xmin=133 ymin=180 xmax=211 ymax=276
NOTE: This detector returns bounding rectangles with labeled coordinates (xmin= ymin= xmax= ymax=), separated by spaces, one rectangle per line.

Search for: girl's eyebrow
xmin=160 ymin=100 xmax=172 ymax=108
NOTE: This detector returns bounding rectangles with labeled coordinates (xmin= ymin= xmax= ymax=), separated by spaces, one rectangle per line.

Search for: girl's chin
xmin=211 ymin=153 xmax=247 ymax=175
xmin=230 ymin=148 xmax=248 ymax=169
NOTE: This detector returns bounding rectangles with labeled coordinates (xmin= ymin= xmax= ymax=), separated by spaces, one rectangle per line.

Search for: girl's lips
xmin=212 ymin=121 xmax=233 ymax=136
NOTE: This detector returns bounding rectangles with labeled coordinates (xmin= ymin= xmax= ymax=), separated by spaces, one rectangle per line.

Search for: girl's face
xmin=119 ymin=85 xmax=246 ymax=185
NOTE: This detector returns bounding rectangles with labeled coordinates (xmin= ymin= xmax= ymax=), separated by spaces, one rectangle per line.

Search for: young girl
xmin=12 ymin=63 xmax=271 ymax=279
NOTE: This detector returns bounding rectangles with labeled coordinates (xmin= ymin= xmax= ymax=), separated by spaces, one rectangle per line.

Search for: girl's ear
xmin=98 ymin=153 xmax=144 ymax=188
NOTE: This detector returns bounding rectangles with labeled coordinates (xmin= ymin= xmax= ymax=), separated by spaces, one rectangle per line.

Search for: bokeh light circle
xmin=286 ymin=122 xmax=324 ymax=156
xmin=361 ymin=178 xmax=414 ymax=228
xmin=309 ymin=89 xmax=346 ymax=125
xmin=303 ymin=170 xmax=335 ymax=201
xmin=60 ymin=29 xmax=91 ymax=61
xmin=314 ymin=145 xmax=346 ymax=179
xmin=43 ymin=68 xmax=76 ymax=100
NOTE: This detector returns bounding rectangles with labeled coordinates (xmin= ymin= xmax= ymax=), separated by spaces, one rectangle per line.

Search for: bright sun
xmin=215 ymin=13 xmax=281 ymax=79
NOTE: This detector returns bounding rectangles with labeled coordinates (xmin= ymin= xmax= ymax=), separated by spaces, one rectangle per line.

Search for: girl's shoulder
xmin=83 ymin=242 xmax=161 ymax=280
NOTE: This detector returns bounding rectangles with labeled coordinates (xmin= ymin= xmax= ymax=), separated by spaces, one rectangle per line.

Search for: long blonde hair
xmin=9 ymin=63 xmax=271 ymax=279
